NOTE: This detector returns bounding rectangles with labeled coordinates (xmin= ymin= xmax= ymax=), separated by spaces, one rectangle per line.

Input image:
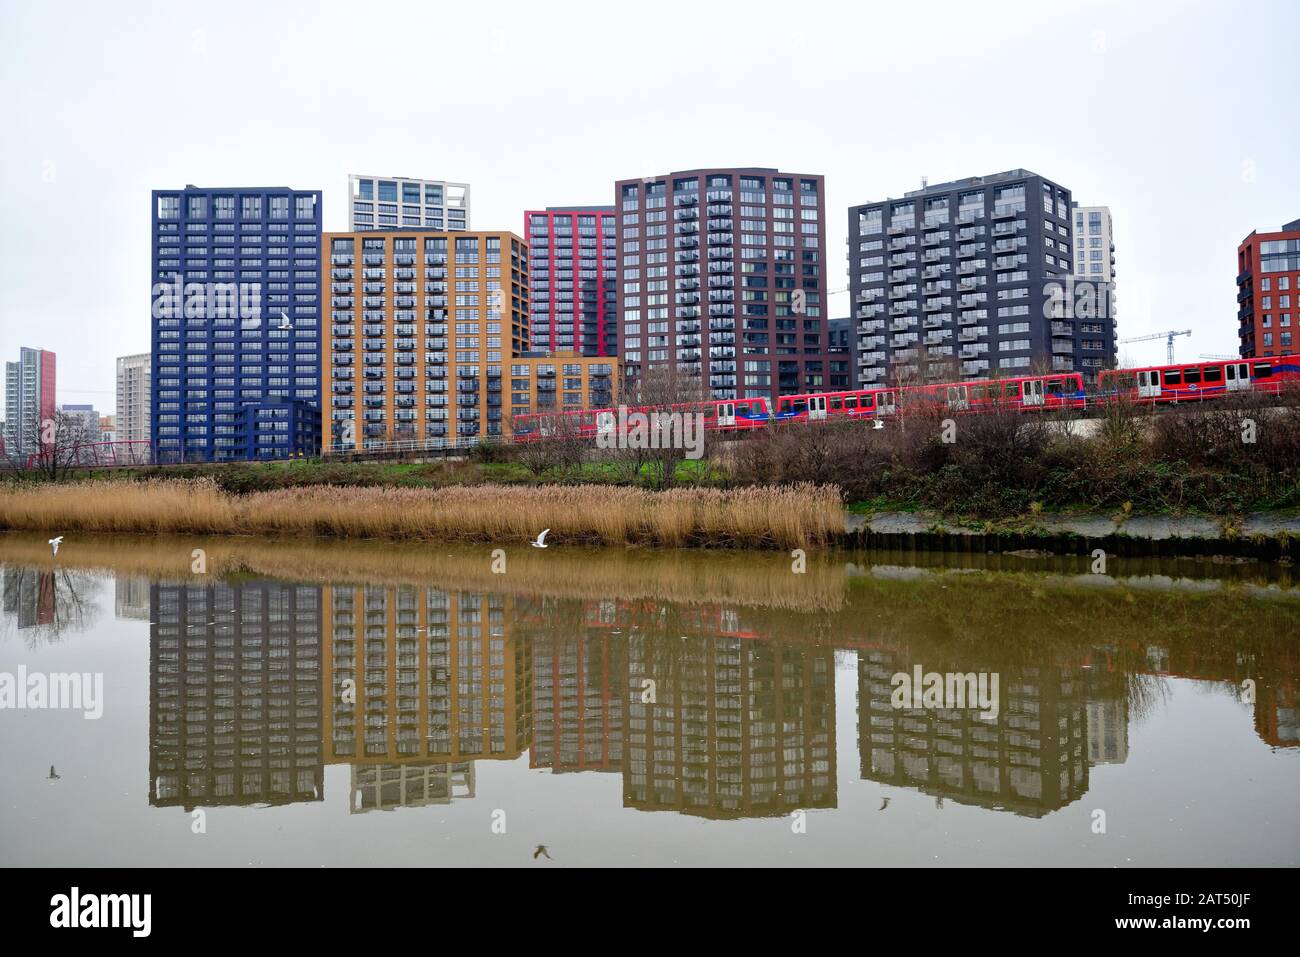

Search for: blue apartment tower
xmin=150 ymin=185 xmax=322 ymax=463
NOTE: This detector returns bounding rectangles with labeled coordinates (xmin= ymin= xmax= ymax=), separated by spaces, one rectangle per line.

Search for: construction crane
xmin=1199 ymin=353 xmax=1238 ymax=361
xmin=1120 ymin=329 xmax=1192 ymax=364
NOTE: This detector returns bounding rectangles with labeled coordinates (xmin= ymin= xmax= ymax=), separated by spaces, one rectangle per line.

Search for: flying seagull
xmin=878 ymin=797 xmax=890 ymax=811
xmin=48 ymin=765 xmax=60 ymax=780
xmin=533 ymin=845 xmax=552 ymax=860
xmin=49 ymin=536 xmax=63 ymax=556
xmin=279 ymin=311 xmax=292 ymax=330
xmin=531 ymin=529 xmax=550 ymax=549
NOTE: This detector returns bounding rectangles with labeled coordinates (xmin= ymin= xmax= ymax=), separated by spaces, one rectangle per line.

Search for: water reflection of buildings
xmin=114 ymin=575 xmax=150 ymax=621
xmin=2 ymin=566 xmax=55 ymax=628
xmin=627 ymin=633 xmax=837 ymax=818
xmin=524 ymin=598 xmax=837 ymax=819
xmin=322 ymin=585 xmax=531 ymax=812
xmin=351 ymin=762 xmax=475 ymax=812
xmin=138 ymin=570 xmax=1300 ymax=820
xmin=148 ymin=581 xmax=324 ymax=810
xmin=858 ymin=651 xmax=1095 ymax=817
xmin=1254 ymin=684 xmax=1299 ymax=748
xmin=531 ymin=629 xmax=624 ymax=774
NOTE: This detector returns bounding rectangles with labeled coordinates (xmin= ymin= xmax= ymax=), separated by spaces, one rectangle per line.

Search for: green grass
xmin=2 ymin=455 xmax=728 ymax=494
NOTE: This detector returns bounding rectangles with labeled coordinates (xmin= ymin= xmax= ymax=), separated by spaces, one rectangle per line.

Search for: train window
xmin=792 ymin=401 xmax=807 ymax=413
xmin=1256 ymin=363 xmax=1273 ymax=378
xmin=1004 ymin=381 xmax=1021 ymax=397
xmin=1184 ymin=368 xmax=1201 ymax=385
xmin=830 ymin=396 xmax=842 ymax=410
xmin=777 ymin=399 xmax=789 ymax=412
xmin=861 ymin=394 xmax=874 ymax=408
xmin=1046 ymin=380 xmax=1065 ymax=396
xmin=1204 ymin=367 xmax=1222 ymax=383
xmin=1164 ymin=370 xmax=1182 ymax=385
xmin=1113 ymin=372 xmax=1135 ymax=390
xmin=844 ymin=395 xmax=857 ymax=409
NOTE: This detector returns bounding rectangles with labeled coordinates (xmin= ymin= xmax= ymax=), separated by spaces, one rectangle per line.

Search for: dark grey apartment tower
xmin=848 ymin=169 xmax=1116 ymax=387
xmin=827 ymin=317 xmax=853 ymax=389
xmin=615 ymin=167 xmax=829 ymax=403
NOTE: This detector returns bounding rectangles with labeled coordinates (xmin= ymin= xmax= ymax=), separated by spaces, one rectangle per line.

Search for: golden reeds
xmin=0 ymin=478 xmax=843 ymax=550
xmin=0 ymin=532 xmax=849 ymax=612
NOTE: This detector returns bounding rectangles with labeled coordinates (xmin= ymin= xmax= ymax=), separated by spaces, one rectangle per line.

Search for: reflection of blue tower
xmin=148 ymin=580 xmax=324 ymax=809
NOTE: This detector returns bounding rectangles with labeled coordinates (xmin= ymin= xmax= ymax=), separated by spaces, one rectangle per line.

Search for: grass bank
xmin=0 ymin=478 xmax=841 ymax=550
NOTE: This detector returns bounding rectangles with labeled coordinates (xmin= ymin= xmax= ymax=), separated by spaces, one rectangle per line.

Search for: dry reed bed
xmin=0 ymin=478 xmax=843 ymax=550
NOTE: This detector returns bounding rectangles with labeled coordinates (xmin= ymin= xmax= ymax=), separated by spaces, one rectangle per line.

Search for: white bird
xmin=872 ymin=418 xmax=885 ymax=430
xmin=279 ymin=311 xmax=292 ymax=330
xmin=530 ymin=529 xmax=550 ymax=548
xmin=49 ymin=536 xmax=63 ymax=556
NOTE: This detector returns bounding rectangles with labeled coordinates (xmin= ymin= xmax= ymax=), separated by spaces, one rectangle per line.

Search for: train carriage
xmin=1097 ymin=354 xmax=1300 ymax=404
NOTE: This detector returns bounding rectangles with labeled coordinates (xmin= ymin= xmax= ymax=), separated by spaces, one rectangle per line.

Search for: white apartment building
xmin=1072 ymin=203 xmax=1116 ymax=318
xmin=116 ymin=352 xmax=151 ymax=447
xmin=347 ymin=174 xmax=470 ymax=232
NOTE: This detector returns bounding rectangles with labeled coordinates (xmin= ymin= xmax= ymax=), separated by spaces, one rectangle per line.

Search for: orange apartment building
xmin=322 ymin=229 xmax=615 ymax=453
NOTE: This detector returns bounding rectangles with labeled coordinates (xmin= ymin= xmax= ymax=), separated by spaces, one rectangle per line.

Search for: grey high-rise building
xmin=849 ymin=169 xmax=1116 ymax=387
xmin=3 ymin=346 xmax=55 ymax=460
xmin=115 ymin=352 xmax=151 ymax=450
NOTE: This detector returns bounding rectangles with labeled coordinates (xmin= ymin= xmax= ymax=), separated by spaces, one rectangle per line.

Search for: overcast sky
xmin=1 ymin=0 xmax=1297 ymax=414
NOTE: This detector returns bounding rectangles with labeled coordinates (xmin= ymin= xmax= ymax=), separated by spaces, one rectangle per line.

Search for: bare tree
xmin=616 ymin=364 xmax=708 ymax=489
xmin=510 ymin=409 xmax=586 ymax=478
xmin=21 ymin=408 xmax=97 ymax=480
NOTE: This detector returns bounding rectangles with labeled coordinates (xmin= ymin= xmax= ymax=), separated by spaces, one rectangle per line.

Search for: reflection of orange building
xmin=322 ymin=585 xmax=531 ymax=765
xmin=625 ymin=634 xmax=837 ymax=819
